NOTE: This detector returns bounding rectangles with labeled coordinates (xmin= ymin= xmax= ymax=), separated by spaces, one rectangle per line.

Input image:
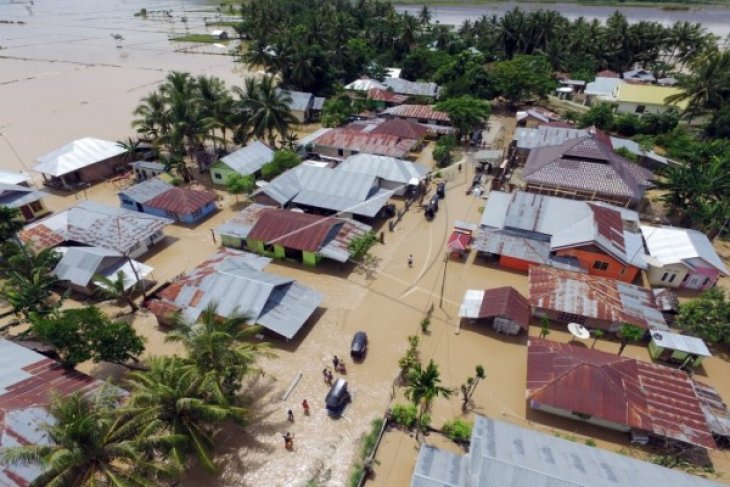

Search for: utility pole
xmin=439 ymin=251 xmax=448 ymax=309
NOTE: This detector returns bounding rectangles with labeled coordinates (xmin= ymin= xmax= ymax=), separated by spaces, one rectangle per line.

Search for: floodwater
xmin=396 ymin=2 xmax=730 ymax=39
xmin=4 ymin=2 xmax=730 ymax=486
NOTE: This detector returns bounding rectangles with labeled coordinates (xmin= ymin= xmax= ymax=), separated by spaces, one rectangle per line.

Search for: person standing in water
xmin=408 ymin=254 xmax=414 ymax=268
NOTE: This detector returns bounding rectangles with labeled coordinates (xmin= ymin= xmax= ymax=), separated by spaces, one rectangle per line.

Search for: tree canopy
xmin=488 ymin=55 xmax=555 ymax=106
xmin=678 ymin=288 xmax=730 ymax=343
xmin=434 ymin=96 xmax=491 ymax=141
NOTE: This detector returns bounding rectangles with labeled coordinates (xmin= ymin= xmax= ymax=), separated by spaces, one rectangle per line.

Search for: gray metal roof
xmin=472 ymin=150 xmax=502 ymax=162
xmin=53 ymin=246 xmax=151 ymax=289
xmin=337 ymin=154 xmax=428 ymax=185
xmin=0 ymin=169 xmax=31 ymax=186
xmin=219 ymin=141 xmax=275 ymax=176
xmin=412 ymin=415 xmax=721 ymax=487
xmin=383 ymin=77 xmax=439 ymax=98
xmin=585 ymin=77 xmax=620 ymax=98
xmin=20 ymin=201 xmax=172 ymax=255
xmin=33 ymin=137 xmax=126 ymax=177
xmin=0 ymin=183 xmax=46 ymax=209
xmin=513 ymin=127 xmax=588 ymax=150
xmin=651 ymin=330 xmax=711 ymax=357
xmin=610 ymin=137 xmax=671 ymax=166
xmin=216 ymin=203 xmax=270 ymax=239
xmin=312 ymin=97 xmax=326 ymax=111
xmin=277 ymin=89 xmax=314 ymax=112
xmin=118 ymin=178 xmax=173 ymax=204
xmin=641 ymin=225 xmax=729 ymax=275
xmin=131 ymin=160 xmax=166 ymax=172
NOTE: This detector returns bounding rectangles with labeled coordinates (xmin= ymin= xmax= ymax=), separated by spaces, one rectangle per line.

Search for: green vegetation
xmin=585 ymin=438 xmax=597 ymax=447
xmin=434 ymin=96 xmax=491 ymax=142
xmin=171 ymin=33 xmax=230 ymax=44
xmin=260 ymin=149 xmax=301 ymax=180
xmin=226 ymin=172 xmax=255 ymax=201
xmin=591 ymin=329 xmax=605 ymax=349
xmin=0 ymin=241 xmax=62 ymax=319
xmin=489 ymin=55 xmax=556 ymax=107
xmin=348 ymin=231 xmax=378 ymax=261
xmin=442 ymin=419 xmax=473 ymax=443
xmin=678 ymin=288 xmax=730 ymax=343
xmin=398 ymin=335 xmax=421 ymax=380
xmin=390 ymin=403 xmax=418 ymax=428
xmin=578 ymin=103 xmax=679 ymax=136
xmin=348 ymin=418 xmax=384 ymax=487
xmin=539 ymin=316 xmax=551 ymax=339
xmin=433 ymin=135 xmax=456 ymax=168
xmin=460 ymin=364 xmax=486 ymax=411
xmin=617 ymin=323 xmax=645 ymax=355
xmin=93 ymin=270 xmax=140 ymax=314
xmin=405 ymin=359 xmax=452 ymax=440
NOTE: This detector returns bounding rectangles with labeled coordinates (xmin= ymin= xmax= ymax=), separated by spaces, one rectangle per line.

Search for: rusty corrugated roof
xmin=478 ymin=286 xmax=531 ymax=331
xmin=527 ymin=340 xmax=716 ymax=449
xmin=247 ymin=209 xmax=339 ymax=252
xmin=367 ymin=88 xmax=408 ymax=104
xmin=528 ymin=266 xmax=667 ymax=330
xmin=144 ymin=187 xmax=217 ymax=216
xmin=313 ymin=129 xmax=417 ymax=158
xmin=382 ymin=104 xmax=450 ymax=122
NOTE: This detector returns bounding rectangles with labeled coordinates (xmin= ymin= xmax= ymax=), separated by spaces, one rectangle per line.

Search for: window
xmin=214 ymin=172 xmax=222 ymax=180
xmin=635 ymin=105 xmax=646 ymax=114
xmin=29 ymin=201 xmax=44 ymax=212
xmin=703 ymin=277 xmax=711 ymax=286
xmin=661 ymin=272 xmax=669 ymax=282
xmin=337 ymin=149 xmax=344 ymax=157
xmin=668 ymin=274 xmax=676 ymax=283
xmin=592 ymin=261 xmax=609 ymax=271
xmin=619 ymin=268 xmax=626 ymax=275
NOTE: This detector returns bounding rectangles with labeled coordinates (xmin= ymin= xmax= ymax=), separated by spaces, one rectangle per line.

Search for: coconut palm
xmin=0 ymin=268 xmax=60 ymax=319
xmin=248 ymin=76 xmax=296 ymax=147
xmin=666 ymin=50 xmax=730 ymax=121
xmin=93 ymin=270 xmax=139 ymax=314
xmin=165 ymin=303 xmax=273 ymax=399
xmin=0 ymin=388 xmax=182 ymax=486
xmin=122 ymin=356 xmax=247 ymax=472
xmin=132 ymin=92 xmax=169 ymax=140
xmin=405 ymin=359 xmax=452 ymax=440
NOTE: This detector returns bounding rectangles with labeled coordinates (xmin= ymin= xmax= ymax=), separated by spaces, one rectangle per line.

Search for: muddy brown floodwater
xmin=3 ymin=2 xmax=730 ymax=486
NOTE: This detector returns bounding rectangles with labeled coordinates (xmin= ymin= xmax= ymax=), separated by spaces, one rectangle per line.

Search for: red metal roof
xmin=383 ymin=104 xmax=450 ymax=123
xmin=478 ymin=286 xmax=531 ymax=331
xmin=588 ymin=203 xmax=626 ymax=254
xmin=313 ymin=129 xmax=417 ymax=158
xmin=247 ymin=209 xmax=339 ymax=252
xmin=528 ymin=266 xmax=666 ymax=330
xmin=596 ymin=69 xmax=620 ymax=78
xmin=367 ymin=88 xmax=408 ymax=104
xmin=447 ymin=231 xmax=471 ymax=251
xmin=369 ymin=118 xmax=428 ymax=140
xmin=527 ymin=340 xmax=716 ymax=449
xmin=144 ymin=187 xmax=217 ymax=216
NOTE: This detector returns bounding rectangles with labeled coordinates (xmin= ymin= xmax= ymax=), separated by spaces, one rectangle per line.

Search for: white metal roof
xmin=344 ymin=78 xmax=387 ymax=91
xmin=219 ymin=141 xmax=275 ymax=176
xmin=33 ymin=138 xmax=126 ymax=177
xmin=641 ymin=225 xmax=729 ymax=275
xmin=651 ymin=330 xmax=711 ymax=357
xmin=0 ymin=169 xmax=31 ymax=186
xmin=459 ymin=290 xmax=484 ymax=318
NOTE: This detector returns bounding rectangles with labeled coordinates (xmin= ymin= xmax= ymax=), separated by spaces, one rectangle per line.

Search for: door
xmin=19 ymin=205 xmax=34 ymax=221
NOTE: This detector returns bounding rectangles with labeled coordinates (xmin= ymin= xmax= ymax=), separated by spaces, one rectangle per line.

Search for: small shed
xmin=472 ymin=149 xmax=502 ymax=173
xmin=447 ymin=221 xmax=476 ymax=260
xmin=458 ymin=286 xmax=530 ymax=335
xmin=648 ymin=330 xmax=711 ymax=368
xmin=210 ymin=30 xmax=229 ymax=40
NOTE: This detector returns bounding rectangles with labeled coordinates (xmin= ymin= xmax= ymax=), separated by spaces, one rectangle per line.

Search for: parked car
xmin=429 ymin=194 xmax=439 ymax=211
xmin=472 ymin=174 xmax=482 ymax=188
xmin=424 ymin=203 xmax=435 ymax=220
xmin=436 ymin=181 xmax=446 ymax=198
xmin=325 ymin=378 xmax=351 ymax=416
xmin=350 ymin=331 xmax=368 ymax=360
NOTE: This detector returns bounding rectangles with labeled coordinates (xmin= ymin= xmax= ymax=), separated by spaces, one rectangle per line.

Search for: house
xmin=146 ymin=249 xmax=321 ymax=339
xmin=211 ymin=141 xmax=274 ymax=184
xmin=33 ymin=137 xmax=127 ymax=188
xmin=622 ymin=68 xmax=656 ymax=83
xmin=365 ymin=88 xmax=408 ymax=108
xmin=252 ymin=165 xmax=394 ymax=220
xmin=609 ymin=137 xmax=674 ymax=170
xmin=351 ymin=118 xmax=429 ymax=142
xmin=131 ymin=160 xmax=166 ymax=182
xmin=528 ymin=265 xmax=667 ymax=332
xmin=119 ymin=178 xmax=218 ymax=224
xmin=382 ymin=77 xmax=440 ymax=99
xmin=336 ymin=153 xmax=428 ymax=196
xmin=380 ymin=105 xmax=453 ymax=135
xmin=344 ymin=78 xmax=388 ymax=92
xmin=0 ymin=339 xmax=110 ymax=487
xmin=694 ymin=381 xmax=730 ymax=447
xmin=0 ymin=183 xmax=50 ymax=222
xmin=209 ymin=29 xmax=228 ymax=40
xmin=613 ymin=81 xmax=687 ymax=115
xmin=648 ymin=330 xmax=711 ymax=368
xmin=641 ymin=225 xmax=729 ymax=290
xmin=276 ymin=89 xmax=325 ymax=123
xmin=522 ymin=131 xmax=655 ymax=207
xmin=458 ymin=286 xmax=530 ymax=335
xmin=473 ymin=191 xmax=648 ymax=282
xmin=585 ymin=76 xmax=621 ymax=104
xmin=411 ymin=415 xmax=719 ymax=487
xmin=0 ymin=169 xmax=32 ymax=186
xmin=309 ymin=128 xmax=419 ymax=160
xmin=526 ymin=339 xmax=716 ymax=449
xmin=52 ymin=246 xmax=153 ymax=296
xmin=217 ymin=204 xmax=371 ymax=266
xmin=516 ymin=107 xmax=562 ymax=128
xmin=19 ymin=201 xmax=171 ymax=259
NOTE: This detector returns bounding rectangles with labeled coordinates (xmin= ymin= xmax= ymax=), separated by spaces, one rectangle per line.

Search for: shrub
xmin=442 ymin=419 xmax=472 ymax=442
xmin=585 ymin=438 xmax=597 ymax=447
xmin=390 ymin=403 xmax=418 ymax=429
xmin=420 ymin=318 xmax=430 ymax=333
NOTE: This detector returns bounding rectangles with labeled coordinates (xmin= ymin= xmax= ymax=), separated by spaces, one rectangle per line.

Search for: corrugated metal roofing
xmin=118 ymin=178 xmax=173 ymax=204
xmin=248 ymin=209 xmax=339 ymax=252
xmin=382 ymin=104 xmax=450 ymax=122
xmin=216 ymin=203 xmax=270 ymax=239
xmin=33 ymin=137 xmax=126 ymax=177
xmin=367 ymin=88 xmax=408 ymax=104
xmin=338 ymin=153 xmax=428 ymax=184
xmin=295 ymin=128 xmax=332 ymax=150
xmin=641 ymin=225 xmax=729 ymax=275
xmin=0 ymin=170 xmax=31 ymax=186
xmin=694 ymin=381 xmax=730 ymax=439
xmin=19 ymin=201 xmax=171 ymax=255
xmin=512 ymin=126 xmax=589 ymax=149
xmin=0 ymin=183 xmax=46 ymax=209
xmin=219 ymin=141 xmax=274 ymax=176
xmin=458 ymin=287 xmax=530 ymax=331
xmin=368 ymin=118 xmax=428 ymax=139
xmin=528 ymin=266 xmax=667 ymax=331
xmin=527 ymin=340 xmax=716 ymax=450
xmin=149 ymin=249 xmax=320 ymax=339
xmin=383 ymin=77 xmax=439 ymax=98
xmin=131 ymin=160 xmax=165 ymax=172
xmin=313 ymin=129 xmax=417 ymax=158
xmin=52 ymin=246 xmax=151 ymax=289
xmin=144 ymin=186 xmax=217 ymax=216
xmin=615 ymin=81 xmax=687 ymax=109
xmin=0 ymin=339 xmax=107 ymax=487
xmin=585 ymin=77 xmax=621 ymax=98
xmin=344 ymin=78 xmax=387 ymax=92
xmin=277 ymin=89 xmax=315 ymax=112
xmin=651 ymin=330 xmax=711 ymax=357
xmin=412 ymin=415 xmax=721 ymax=487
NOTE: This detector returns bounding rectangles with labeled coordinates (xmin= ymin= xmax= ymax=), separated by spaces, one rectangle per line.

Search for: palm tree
xmin=0 ymin=388 xmax=182 ymax=486
xmin=0 ymin=268 xmax=60 ymax=319
xmin=117 ymin=137 xmax=140 ymax=163
xmin=666 ymin=50 xmax=730 ymax=121
xmin=93 ymin=270 xmax=139 ymax=314
xmin=418 ymin=5 xmax=432 ymax=25
xmin=122 ymin=356 xmax=247 ymax=473
xmin=248 ymin=76 xmax=296 ymax=147
xmin=405 ymin=359 xmax=452 ymax=440
xmin=617 ymin=323 xmax=645 ymax=356
xmin=165 ymin=303 xmax=273 ymax=399
xmin=0 ymin=206 xmax=24 ymax=241
xmin=132 ymin=92 xmax=169 ymax=141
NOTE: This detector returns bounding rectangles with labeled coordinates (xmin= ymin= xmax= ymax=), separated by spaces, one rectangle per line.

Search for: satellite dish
xmin=652 ymin=333 xmax=663 ymax=340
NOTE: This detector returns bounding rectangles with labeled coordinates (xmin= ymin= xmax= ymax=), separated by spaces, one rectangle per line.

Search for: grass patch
xmin=206 ymin=21 xmax=242 ymax=27
xmin=170 ymin=34 xmax=231 ymax=44
xmin=348 ymin=417 xmax=384 ymax=487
